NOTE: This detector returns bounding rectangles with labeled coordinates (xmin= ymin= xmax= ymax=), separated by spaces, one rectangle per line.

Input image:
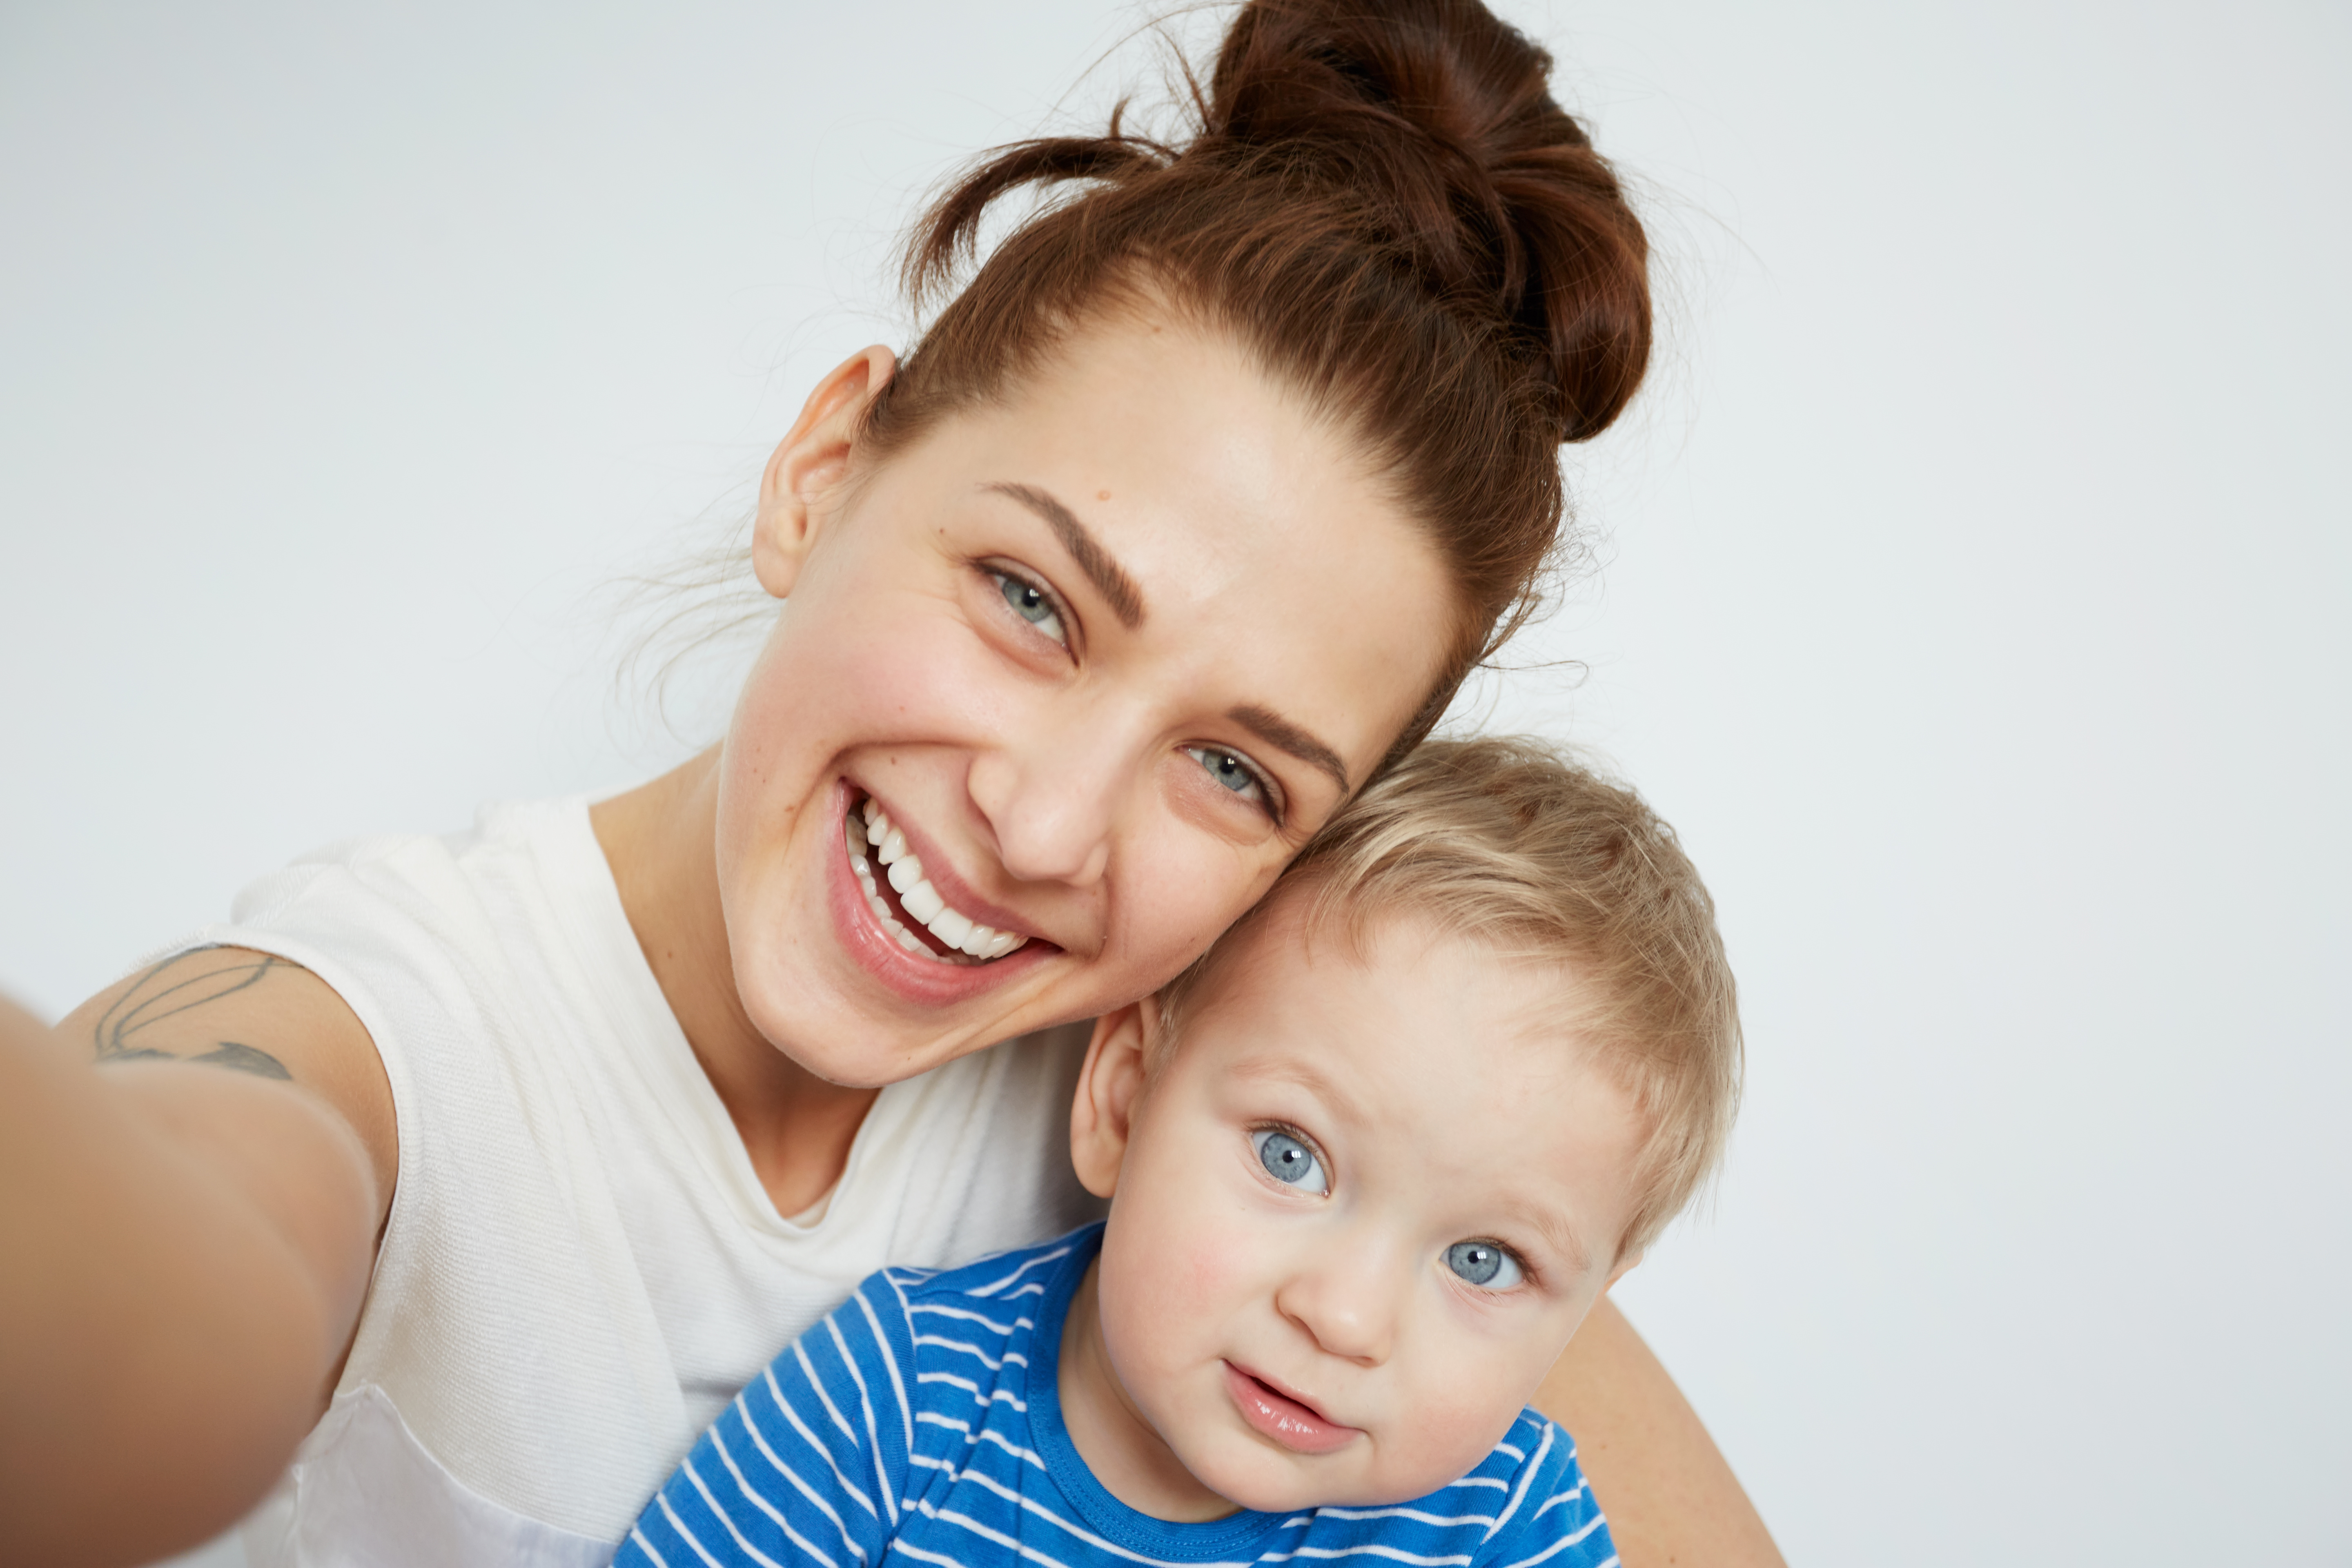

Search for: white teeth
xmin=930 ymin=907 xmax=974 ymax=950
xmin=974 ymin=927 xmax=1027 ymax=960
xmin=847 ymin=795 xmax=1033 ymax=965
xmin=901 ymin=877 xmax=945 ymax=924
xmin=847 ymin=813 xmax=956 ymax=959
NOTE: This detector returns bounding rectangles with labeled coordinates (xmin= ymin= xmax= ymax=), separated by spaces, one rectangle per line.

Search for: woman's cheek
xmin=715 ymin=637 xmax=812 ymax=871
xmin=1122 ymin=791 xmax=1288 ymax=991
xmin=770 ymin=606 xmax=930 ymax=725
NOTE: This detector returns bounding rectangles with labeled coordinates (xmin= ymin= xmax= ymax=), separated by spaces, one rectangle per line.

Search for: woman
xmin=0 ymin=2 xmax=1779 ymax=1565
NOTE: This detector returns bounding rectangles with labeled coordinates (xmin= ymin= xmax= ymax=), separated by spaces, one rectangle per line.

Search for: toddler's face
xmin=1069 ymin=901 xmax=1647 ymax=1516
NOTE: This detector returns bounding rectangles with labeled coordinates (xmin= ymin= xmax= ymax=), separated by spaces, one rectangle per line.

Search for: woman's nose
xmin=1273 ymin=1241 xmax=1403 ymax=1367
xmin=963 ymin=703 xmax=1137 ymax=888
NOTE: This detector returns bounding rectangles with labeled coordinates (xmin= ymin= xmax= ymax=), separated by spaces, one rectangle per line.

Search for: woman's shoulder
xmin=189 ymin=795 xmax=639 ymax=1048
xmin=165 ymin=793 xmax=664 ymax=1167
xmin=219 ymin=795 xmax=598 ymax=931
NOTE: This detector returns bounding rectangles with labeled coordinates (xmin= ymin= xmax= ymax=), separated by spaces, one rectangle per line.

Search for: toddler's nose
xmin=1273 ymin=1243 xmax=1403 ymax=1366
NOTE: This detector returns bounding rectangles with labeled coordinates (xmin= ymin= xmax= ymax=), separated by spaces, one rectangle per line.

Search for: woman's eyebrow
xmin=1229 ymin=704 xmax=1349 ymax=795
xmin=982 ymin=481 xmax=1144 ymax=628
xmin=981 ymin=481 xmax=1344 ymax=793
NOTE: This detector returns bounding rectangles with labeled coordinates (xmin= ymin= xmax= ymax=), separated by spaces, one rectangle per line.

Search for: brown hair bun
xmin=1203 ymin=0 xmax=1650 ymax=440
xmin=869 ymin=0 xmax=1654 ymax=761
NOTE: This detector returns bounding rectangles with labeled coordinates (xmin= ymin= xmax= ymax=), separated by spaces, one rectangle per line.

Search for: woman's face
xmin=715 ymin=314 xmax=1455 ymax=1087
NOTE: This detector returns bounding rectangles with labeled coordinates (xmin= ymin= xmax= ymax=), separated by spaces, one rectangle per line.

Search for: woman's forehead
xmin=965 ymin=313 xmax=1386 ymax=532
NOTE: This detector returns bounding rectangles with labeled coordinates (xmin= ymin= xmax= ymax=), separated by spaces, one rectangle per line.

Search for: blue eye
xmin=1183 ymin=746 xmax=1267 ymax=805
xmin=1252 ymin=1129 xmax=1329 ymax=1196
xmin=993 ymin=571 xmax=1065 ymax=645
xmin=1445 ymin=1241 xmax=1523 ymax=1290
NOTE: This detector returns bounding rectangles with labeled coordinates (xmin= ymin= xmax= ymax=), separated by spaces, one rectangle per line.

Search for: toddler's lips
xmin=1222 ymin=1363 xmax=1360 ymax=1457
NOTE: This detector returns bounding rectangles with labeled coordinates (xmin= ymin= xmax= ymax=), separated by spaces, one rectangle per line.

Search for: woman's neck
xmin=592 ymin=748 xmax=880 ymax=1218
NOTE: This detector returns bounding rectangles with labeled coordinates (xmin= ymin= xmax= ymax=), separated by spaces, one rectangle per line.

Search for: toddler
xmin=618 ymin=737 xmax=1741 ymax=1568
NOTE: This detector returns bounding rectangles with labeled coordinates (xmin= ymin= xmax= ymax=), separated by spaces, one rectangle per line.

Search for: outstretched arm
xmin=1533 ymin=1298 xmax=1784 ymax=1568
xmin=0 ymin=951 xmax=390 ymax=1568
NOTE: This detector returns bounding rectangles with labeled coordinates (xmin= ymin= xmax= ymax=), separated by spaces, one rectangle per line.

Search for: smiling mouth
xmin=843 ymin=793 xmax=1032 ymax=965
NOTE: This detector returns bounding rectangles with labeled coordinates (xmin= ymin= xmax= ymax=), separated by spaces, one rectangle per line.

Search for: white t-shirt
xmin=170 ymin=797 xmax=1104 ymax=1566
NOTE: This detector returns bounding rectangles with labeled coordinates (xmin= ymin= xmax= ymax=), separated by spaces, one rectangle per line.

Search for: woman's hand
xmin=0 ymin=952 xmax=389 ymax=1568
xmin=1535 ymin=1297 xmax=1786 ymax=1568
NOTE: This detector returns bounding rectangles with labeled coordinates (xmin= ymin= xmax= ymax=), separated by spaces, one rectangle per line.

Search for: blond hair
xmin=1161 ymin=736 xmax=1741 ymax=1260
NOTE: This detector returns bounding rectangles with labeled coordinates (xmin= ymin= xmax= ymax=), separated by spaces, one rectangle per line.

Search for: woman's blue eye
xmin=1252 ymin=1129 xmax=1328 ymax=1196
xmin=993 ymin=571 xmax=1065 ymax=645
xmin=1445 ymin=1241 xmax=1523 ymax=1290
xmin=1184 ymin=746 xmax=1266 ymax=805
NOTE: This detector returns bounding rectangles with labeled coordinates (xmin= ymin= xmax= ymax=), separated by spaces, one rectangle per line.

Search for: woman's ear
xmin=751 ymin=344 xmax=899 ymax=599
xmin=1069 ymin=998 xmax=1161 ymax=1200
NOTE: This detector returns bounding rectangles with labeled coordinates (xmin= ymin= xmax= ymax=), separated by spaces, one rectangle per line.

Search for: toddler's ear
xmin=1069 ymin=999 xmax=1159 ymax=1200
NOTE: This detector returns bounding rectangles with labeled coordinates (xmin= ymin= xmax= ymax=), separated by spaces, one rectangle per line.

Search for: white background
xmin=4 ymin=2 xmax=2347 ymax=1564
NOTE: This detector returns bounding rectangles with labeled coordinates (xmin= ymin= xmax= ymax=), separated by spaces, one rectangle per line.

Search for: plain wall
xmin=3 ymin=3 xmax=2346 ymax=1564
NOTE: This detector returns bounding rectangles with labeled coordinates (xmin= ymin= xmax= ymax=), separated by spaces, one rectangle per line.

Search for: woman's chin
xmin=719 ymin=913 xmax=1054 ymax=1094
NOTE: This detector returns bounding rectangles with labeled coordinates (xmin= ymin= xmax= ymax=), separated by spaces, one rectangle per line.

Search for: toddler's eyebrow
xmin=1227 ymin=1054 xmax=1359 ymax=1118
xmin=1519 ymin=1205 xmax=1596 ymax=1279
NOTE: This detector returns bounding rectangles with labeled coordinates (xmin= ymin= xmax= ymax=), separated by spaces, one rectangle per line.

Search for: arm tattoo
xmin=93 ymin=950 xmax=296 ymax=1081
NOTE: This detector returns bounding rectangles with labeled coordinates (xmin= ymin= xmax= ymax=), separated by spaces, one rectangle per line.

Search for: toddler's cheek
xmin=1379 ymin=1391 xmax=1528 ymax=1497
xmin=1145 ymin=1209 xmax=1252 ymax=1334
xmin=1105 ymin=1208 xmax=1247 ymax=1366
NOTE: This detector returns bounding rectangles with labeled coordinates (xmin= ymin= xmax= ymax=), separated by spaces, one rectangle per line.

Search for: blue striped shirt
xmin=618 ymin=1225 xmax=1616 ymax=1568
